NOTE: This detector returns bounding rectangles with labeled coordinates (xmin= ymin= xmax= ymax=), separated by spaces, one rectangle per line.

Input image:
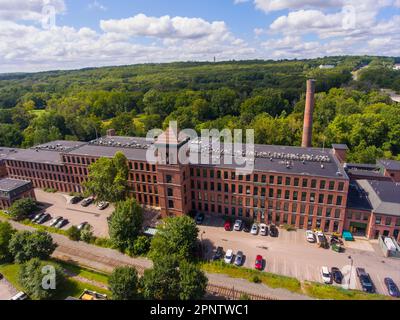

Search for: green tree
xmin=132 ymin=236 xmax=151 ymax=256
xmin=178 ymin=260 xmax=208 ymax=300
xmin=109 ymin=266 xmax=139 ymax=300
xmin=0 ymin=221 xmax=15 ymax=262
xmin=8 ymin=230 xmax=57 ymax=263
xmin=19 ymin=258 xmax=65 ymax=300
xmin=66 ymin=226 xmax=81 ymax=241
xmin=9 ymin=198 xmax=39 ymax=221
xmin=108 ymin=199 xmax=143 ymax=252
xmin=80 ymin=224 xmax=95 ymax=243
xmin=149 ymin=216 xmax=198 ymax=261
xmin=84 ymin=152 xmax=129 ymax=203
xmin=0 ymin=124 xmax=23 ymax=147
xmin=142 ymin=256 xmax=207 ymax=300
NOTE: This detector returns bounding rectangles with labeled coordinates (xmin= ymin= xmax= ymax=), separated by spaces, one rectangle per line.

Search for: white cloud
xmin=100 ymin=14 xmax=229 ymax=40
xmin=88 ymin=1 xmax=107 ymax=12
xmin=0 ymin=0 xmax=65 ymax=21
xmin=254 ymin=0 xmax=343 ymax=12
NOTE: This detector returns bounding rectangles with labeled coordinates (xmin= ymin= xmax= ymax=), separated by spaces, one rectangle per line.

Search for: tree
xmin=66 ymin=226 xmax=81 ymax=241
xmin=131 ymin=236 xmax=151 ymax=256
xmin=8 ymin=230 xmax=57 ymax=263
xmin=142 ymin=255 xmax=207 ymax=300
xmin=84 ymin=152 xmax=129 ymax=203
xmin=142 ymin=255 xmax=181 ymax=300
xmin=9 ymin=198 xmax=39 ymax=221
xmin=109 ymin=266 xmax=139 ymax=300
xmin=149 ymin=216 xmax=199 ymax=261
xmin=19 ymin=258 xmax=65 ymax=300
xmin=0 ymin=221 xmax=15 ymax=262
xmin=0 ymin=124 xmax=23 ymax=147
xmin=178 ymin=260 xmax=208 ymax=300
xmin=108 ymin=199 xmax=143 ymax=252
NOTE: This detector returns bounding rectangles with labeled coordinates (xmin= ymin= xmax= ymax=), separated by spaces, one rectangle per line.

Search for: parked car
xmin=259 ymin=224 xmax=268 ymax=236
xmin=32 ymin=212 xmax=45 ymax=223
xmin=234 ymin=251 xmax=244 ymax=266
xmin=306 ymin=230 xmax=316 ymax=243
xmin=316 ymin=231 xmax=329 ymax=249
xmin=331 ymin=267 xmax=343 ymax=284
xmin=242 ymin=221 xmax=251 ymax=233
xmin=77 ymin=222 xmax=88 ymax=231
xmin=356 ymin=268 xmax=375 ymax=293
xmin=70 ymin=196 xmax=83 ymax=204
xmin=251 ymin=223 xmax=259 ymax=235
xmin=321 ymin=266 xmax=333 ymax=284
xmin=81 ymin=197 xmax=94 ymax=207
xmin=97 ymin=201 xmax=109 ymax=210
xmin=224 ymin=249 xmax=234 ymax=264
xmin=10 ymin=292 xmax=28 ymax=300
xmin=36 ymin=213 xmax=51 ymax=225
xmin=384 ymin=278 xmax=400 ymax=298
xmin=195 ymin=212 xmax=205 ymax=224
xmin=55 ymin=218 xmax=69 ymax=229
xmin=234 ymin=220 xmax=243 ymax=231
xmin=211 ymin=247 xmax=224 ymax=261
xmin=255 ymin=255 xmax=263 ymax=270
xmin=49 ymin=216 xmax=63 ymax=227
xmin=224 ymin=221 xmax=232 ymax=231
xmin=269 ymin=225 xmax=278 ymax=237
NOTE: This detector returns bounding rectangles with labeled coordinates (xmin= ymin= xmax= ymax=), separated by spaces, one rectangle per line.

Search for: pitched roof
xmin=357 ymin=180 xmax=400 ymax=216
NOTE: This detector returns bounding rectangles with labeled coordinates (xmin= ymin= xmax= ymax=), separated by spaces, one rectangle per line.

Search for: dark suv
xmin=356 ymin=268 xmax=375 ymax=293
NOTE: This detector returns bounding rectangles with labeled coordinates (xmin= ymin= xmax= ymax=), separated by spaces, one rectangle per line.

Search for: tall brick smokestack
xmin=302 ymin=79 xmax=316 ymax=148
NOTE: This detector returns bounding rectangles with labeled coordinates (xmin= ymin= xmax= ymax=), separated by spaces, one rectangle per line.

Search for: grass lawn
xmin=202 ymin=261 xmax=302 ymax=294
xmin=303 ymin=282 xmax=392 ymax=300
xmin=0 ymin=261 xmax=110 ymax=300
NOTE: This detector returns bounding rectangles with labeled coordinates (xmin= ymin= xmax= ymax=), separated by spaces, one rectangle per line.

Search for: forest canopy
xmin=0 ymin=56 xmax=399 ymax=163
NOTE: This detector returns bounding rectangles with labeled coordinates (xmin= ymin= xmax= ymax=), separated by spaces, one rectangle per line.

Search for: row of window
xmin=190 ymin=168 xmax=346 ymax=192
xmin=7 ymin=160 xmax=64 ymax=173
xmin=191 ymin=182 xmax=344 ymax=206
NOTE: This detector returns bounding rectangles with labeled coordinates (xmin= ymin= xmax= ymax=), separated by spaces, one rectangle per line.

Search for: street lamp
xmin=348 ymin=255 xmax=353 ymax=288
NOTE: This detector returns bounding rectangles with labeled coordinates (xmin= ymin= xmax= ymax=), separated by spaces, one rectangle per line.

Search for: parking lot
xmin=35 ymin=189 xmax=113 ymax=237
xmin=0 ymin=278 xmax=18 ymax=300
xmin=199 ymin=215 xmax=400 ymax=296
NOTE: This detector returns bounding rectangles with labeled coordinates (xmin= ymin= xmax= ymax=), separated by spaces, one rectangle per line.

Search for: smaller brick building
xmin=0 ymin=178 xmax=36 ymax=209
xmin=346 ymin=180 xmax=400 ymax=241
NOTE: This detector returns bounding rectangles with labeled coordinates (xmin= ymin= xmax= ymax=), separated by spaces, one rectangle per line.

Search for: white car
xmin=306 ymin=230 xmax=316 ymax=243
xmin=251 ymin=223 xmax=259 ymax=235
xmin=260 ymin=224 xmax=268 ymax=236
xmin=321 ymin=266 xmax=332 ymax=284
xmin=233 ymin=220 xmax=243 ymax=231
xmin=224 ymin=249 xmax=234 ymax=264
xmin=10 ymin=292 xmax=28 ymax=300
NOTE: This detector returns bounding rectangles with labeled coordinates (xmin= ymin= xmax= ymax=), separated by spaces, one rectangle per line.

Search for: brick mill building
xmin=0 ymin=80 xmax=399 ymax=241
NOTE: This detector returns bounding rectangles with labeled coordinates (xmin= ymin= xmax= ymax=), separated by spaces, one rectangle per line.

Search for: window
xmin=329 ymin=181 xmax=335 ymax=190
xmin=254 ymin=174 xmax=259 ymax=182
xmin=338 ymin=182 xmax=344 ymax=191
xmin=336 ymin=196 xmax=343 ymax=206
xmin=385 ymin=217 xmax=392 ymax=226
xmin=327 ymin=195 xmax=333 ymax=205
xmin=277 ymin=176 xmax=283 ymax=185
xmin=375 ymin=216 xmax=382 ymax=225
xmin=301 ymin=192 xmax=307 ymax=202
xmin=311 ymin=179 xmax=317 ymax=188
xmin=293 ymin=191 xmax=298 ymax=201
xmin=318 ymin=194 xmax=324 ymax=204
xmin=166 ymin=175 xmax=172 ymax=183
xmin=269 ymin=176 xmax=275 ymax=184
xmin=294 ymin=178 xmax=299 ymax=187
xmin=302 ymin=179 xmax=308 ymax=188
xmin=168 ymin=200 xmax=174 ymax=208
xmin=320 ymin=180 xmax=326 ymax=189
xmin=285 ymin=177 xmax=291 ymax=186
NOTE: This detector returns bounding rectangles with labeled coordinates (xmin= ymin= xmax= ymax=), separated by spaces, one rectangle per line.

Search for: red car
xmin=224 ymin=221 xmax=232 ymax=231
xmin=255 ymin=255 xmax=263 ymax=270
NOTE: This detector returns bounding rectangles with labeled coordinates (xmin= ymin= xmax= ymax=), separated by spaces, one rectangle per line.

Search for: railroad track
xmin=206 ymin=283 xmax=278 ymax=301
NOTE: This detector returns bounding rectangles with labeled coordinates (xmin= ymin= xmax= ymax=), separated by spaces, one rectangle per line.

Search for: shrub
xmin=251 ymin=275 xmax=262 ymax=284
xmin=239 ymin=294 xmax=251 ymax=300
xmin=94 ymin=237 xmax=113 ymax=248
xmin=66 ymin=226 xmax=81 ymax=241
xmin=9 ymin=198 xmax=39 ymax=221
xmin=0 ymin=221 xmax=15 ymax=262
xmin=281 ymin=224 xmax=297 ymax=232
xmin=80 ymin=224 xmax=94 ymax=243
xmin=44 ymin=188 xmax=57 ymax=193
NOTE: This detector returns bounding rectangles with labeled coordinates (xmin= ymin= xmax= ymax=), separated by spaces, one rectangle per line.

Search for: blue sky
xmin=0 ymin=0 xmax=400 ymax=72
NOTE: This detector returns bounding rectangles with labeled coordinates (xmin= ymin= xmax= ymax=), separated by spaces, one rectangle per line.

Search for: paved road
xmin=1 ymin=217 xmax=309 ymax=300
